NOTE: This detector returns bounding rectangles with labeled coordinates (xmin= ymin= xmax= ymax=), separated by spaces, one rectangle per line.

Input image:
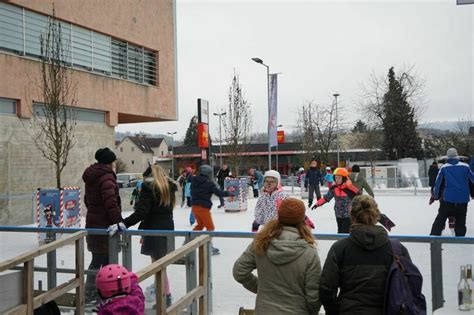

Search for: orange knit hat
xmin=278 ymin=198 xmax=306 ymax=225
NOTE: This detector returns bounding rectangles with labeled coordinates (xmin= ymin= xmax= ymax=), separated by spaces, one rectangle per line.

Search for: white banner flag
xmin=268 ymin=74 xmax=278 ymax=147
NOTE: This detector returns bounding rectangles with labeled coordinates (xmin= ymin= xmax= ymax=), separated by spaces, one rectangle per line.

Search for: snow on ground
xmin=0 ymin=187 xmax=473 ymax=314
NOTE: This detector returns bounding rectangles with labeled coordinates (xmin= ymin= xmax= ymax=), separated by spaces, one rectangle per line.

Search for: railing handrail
xmin=0 ymin=231 xmax=86 ymax=272
xmin=136 ymin=234 xmax=210 ymax=282
xmin=0 ymin=226 xmax=472 ymax=244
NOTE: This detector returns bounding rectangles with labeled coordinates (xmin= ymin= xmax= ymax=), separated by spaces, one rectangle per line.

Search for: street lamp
xmin=252 ymin=57 xmax=271 ymax=170
xmin=333 ymin=93 xmax=340 ymax=166
xmin=167 ymin=131 xmax=177 ymax=179
xmin=276 ymin=124 xmax=283 ymax=172
xmin=213 ymin=111 xmax=227 ymax=169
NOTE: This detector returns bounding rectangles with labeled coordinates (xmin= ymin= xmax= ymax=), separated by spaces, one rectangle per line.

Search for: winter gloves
xmin=107 ymin=222 xmax=127 ymax=236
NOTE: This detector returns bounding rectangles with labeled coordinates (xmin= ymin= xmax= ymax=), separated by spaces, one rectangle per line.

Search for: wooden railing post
xmin=155 ymin=269 xmax=166 ymax=315
xmin=75 ymin=237 xmax=84 ymax=314
xmin=24 ymin=260 xmax=34 ymax=315
xmin=198 ymin=243 xmax=208 ymax=315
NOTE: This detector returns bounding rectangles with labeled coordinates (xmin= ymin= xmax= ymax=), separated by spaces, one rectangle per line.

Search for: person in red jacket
xmin=82 ymin=147 xmax=123 ymax=304
xmin=312 ymin=168 xmax=360 ymax=233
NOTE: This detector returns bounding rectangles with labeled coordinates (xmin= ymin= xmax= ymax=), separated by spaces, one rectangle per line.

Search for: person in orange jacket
xmin=311 ymin=168 xmax=360 ymax=233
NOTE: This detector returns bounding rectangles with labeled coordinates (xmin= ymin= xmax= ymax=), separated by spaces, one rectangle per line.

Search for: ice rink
xmin=0 ymin=187 xmax=473 ymax=314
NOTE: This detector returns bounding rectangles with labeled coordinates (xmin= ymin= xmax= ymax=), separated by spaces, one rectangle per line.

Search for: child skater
xmin=311 ymin=167 xmax=360 ymax=233
xmin=191 ymin=164 xmax=230 ymax=255
xmin=95 ymin=264 xmax=145 ymax=315
xmin=252 ymin=170 xmax=314 ymax=232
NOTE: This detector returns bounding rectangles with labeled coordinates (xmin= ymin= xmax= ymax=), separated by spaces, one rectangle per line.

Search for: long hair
xmin=254 ymin=219 xmax=315 ymax=256
xmin=149 ymin=165 xmax=175 ymax=207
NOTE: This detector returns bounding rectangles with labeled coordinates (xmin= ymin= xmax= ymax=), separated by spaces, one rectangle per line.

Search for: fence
xmin=0 ymin=226 xmax=473 ymax=314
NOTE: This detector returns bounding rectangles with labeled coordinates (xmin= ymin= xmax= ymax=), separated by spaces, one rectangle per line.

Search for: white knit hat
xmin=264 ymin=170 xmax=281 ymax=185
xmin=447 ymin=148 xmax=458 ymax=159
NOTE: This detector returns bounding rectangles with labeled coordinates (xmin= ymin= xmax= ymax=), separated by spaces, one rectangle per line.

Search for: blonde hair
xmin=351 ymin=195 xmax=380 ymax=225
xmin=150 ymin=165 xmax=175 ymax=208
xmin=254 ymin=219 xmax=315 ymax=256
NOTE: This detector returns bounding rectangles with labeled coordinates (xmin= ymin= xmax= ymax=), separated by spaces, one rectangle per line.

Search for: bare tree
xmin=297 ymin=101 xmax=338 ymax=164
xmin=424 ymin=117 xmax=473 ymax=157
xmin=115 ymin=158 xmax=127 ymax=174
xmin=222 ymin=72 xmax=252 ymax=175
xmin=29 ymin=7 xmax=77 ymax=188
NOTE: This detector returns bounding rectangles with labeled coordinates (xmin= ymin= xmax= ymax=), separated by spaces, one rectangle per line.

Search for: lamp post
xmin=213 ymin=111 xmax=226 ymax=169
xmin=333 ymin=93 xmax=340 ymax=166
xmin=252 ymin=57 xmax=271 ymax=170
xmin=276 ymin=124 xmax=283 ymax=172
xmin=167 ymin=131 xmax=177 ymax=179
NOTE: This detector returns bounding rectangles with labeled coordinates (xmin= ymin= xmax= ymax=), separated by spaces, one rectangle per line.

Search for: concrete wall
xmin=0 ymin=115 xmax=114 ymax=225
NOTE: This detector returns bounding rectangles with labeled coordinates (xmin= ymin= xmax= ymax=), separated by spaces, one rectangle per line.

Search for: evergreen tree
xmin=382 ymin=67 xmax=422 ymax=159
xmin=352 ymin=120 xmax=368 ymax=133
xmin=183 ymin=115 xmax=198 ymax=146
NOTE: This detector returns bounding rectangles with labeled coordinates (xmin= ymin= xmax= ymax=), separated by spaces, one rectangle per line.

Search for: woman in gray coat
xmin=233 ymin=198 xmax=321 ymax=314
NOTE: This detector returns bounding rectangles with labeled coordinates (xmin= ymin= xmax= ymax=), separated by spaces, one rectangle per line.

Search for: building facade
xmin=0 ymin=0 xmax=177 ymax=225
xmin=116 ymin=135 xmax=170 ymax=174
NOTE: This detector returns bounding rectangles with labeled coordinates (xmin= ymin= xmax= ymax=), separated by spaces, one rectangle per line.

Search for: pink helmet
xmin=96 ymin=264 xmax=132 ymax=298
xmin=185 ymin=167 xmax=192 ymax=174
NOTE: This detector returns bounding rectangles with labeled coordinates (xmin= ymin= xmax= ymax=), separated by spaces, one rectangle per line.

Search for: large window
xmin=0 ymin=2 xmax=157 ymax=86
xmin=33 ymin=103 xmax=106 ymax=124
xmin=0 ymin=98 xmax=16 ymax=115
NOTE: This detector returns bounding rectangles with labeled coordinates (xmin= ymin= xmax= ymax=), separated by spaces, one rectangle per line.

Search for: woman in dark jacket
xmin=319 ymin=195 xmax=411 ymax=315
xmin=111 ymin=164 xmax=177 ymax=306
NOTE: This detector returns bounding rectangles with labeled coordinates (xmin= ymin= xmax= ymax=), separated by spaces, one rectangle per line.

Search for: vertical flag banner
xmin=269 ymin=74 xmax=278 ymax=147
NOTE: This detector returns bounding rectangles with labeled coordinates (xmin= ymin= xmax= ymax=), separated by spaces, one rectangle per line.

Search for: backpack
xmin=384 ymin=240 xmax=427 ymax=315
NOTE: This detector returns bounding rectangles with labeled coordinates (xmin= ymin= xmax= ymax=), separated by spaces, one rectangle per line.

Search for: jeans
xmin=430 ymin=201 xmax=468 ymax=236
xmin=85 ymin=252 xmax=109 ymax=302
xmin=219 ymin=183 xmax=225 ymax=206
xmin=308 ymin=184 xmax=322 ymax=205
xmin=336 ymin=218 xmax=351 ymax=233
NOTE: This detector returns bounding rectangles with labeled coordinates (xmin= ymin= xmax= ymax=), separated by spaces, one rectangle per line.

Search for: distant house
xmin=116 ymin=135 xmax=170 ymax=174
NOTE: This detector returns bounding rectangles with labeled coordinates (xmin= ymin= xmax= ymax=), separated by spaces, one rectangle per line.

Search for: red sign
xmin=277 ymin=130 xmax=285 ymax=144
xmin=197 ymin=123 xmax=209 ymax=148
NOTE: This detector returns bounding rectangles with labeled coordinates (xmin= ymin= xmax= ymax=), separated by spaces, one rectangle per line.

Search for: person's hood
xmin=429 ymin=164 xmax=438 ymax=170
xmin=350 ymin=224 xmax=388 ymax=251
xmin=446 ymin=157 xmax=460 ymax=165
xmin=266 ymin=226 xmax=312 ymax=265
xmin=193 ymin=174 xmax=209 ymax=186
xmin=309 ymin=166 xmax=318 ymax=170
xmin=82 ymin=163 xmax=115 ymax=184
xmin=349 ymin=172 xmax=361 ymax=182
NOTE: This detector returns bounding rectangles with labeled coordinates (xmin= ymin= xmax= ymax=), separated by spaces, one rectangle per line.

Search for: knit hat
xmin=447 ymin=148 xmax=458 ymax=159
xmin=351 ymin=164 xmax=360 ymax=173
xmin=199 ymin=165 xmax=213 ymax=178
xmin=278 ymin=198 xmax=306 ymax=225
xmin=264 ymin=170 xmax=281 ymax=185
xmin=95 ymin=147 xmax=116 ymax=164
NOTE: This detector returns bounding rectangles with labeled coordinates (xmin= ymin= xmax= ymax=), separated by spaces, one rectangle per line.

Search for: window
xmin=120 ymin=147 xmax=123 ymax=152
xmin=0 ymin=98 xmax=16 ymax=114
xmin=0 ymin=2 xmax=156 ymax=85
xmin=131 ymin=147 xmax=134 ymax=152
xmin=131 ymin=160 xmax=134 ymax=165
xmin=161 ymin=151 xmax=164 ymax=156
xmin=32 ymin=103 xmax=105 ymax=123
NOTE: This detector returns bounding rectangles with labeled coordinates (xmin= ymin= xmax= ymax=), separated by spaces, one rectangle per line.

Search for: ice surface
xmin=0 ymin=187 xmax=472 ymax=314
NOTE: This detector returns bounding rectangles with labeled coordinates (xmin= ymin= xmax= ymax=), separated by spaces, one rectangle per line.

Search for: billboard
xmin=197 ymin=122 xmax=209 ymax=148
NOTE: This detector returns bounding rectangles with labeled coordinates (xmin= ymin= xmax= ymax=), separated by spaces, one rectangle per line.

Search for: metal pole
xmin=334 ymin=94 xmax=340 ymax=166
xmin=276 ymin=144 xmax=278 ymax=173
xmin=430 ymin=240 xmax=444 ymax=311
xmin=171 ymin=135 xmax=175 ymax=179
xmin=267 ymin=64 xmax=271 ymax=170
xmin=219 ymin=115 xmax=223 ymax=169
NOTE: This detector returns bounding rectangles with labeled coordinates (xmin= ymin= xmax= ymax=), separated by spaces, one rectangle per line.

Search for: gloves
xmin=429 ymin=197 xmax=435 ymax=205
xmin=107 ymin=222 xmax=126 ymax=236
xmin=311 ymin=204 xmax=318 ymax=210
xmin=130 ymin=200 xmax=133 ymax=206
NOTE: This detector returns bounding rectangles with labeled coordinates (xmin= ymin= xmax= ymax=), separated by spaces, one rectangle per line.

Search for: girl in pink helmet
xmin=95 ymin=264 xmax=145 ymax=314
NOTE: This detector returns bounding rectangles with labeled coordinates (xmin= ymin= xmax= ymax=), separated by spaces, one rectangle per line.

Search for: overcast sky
xmin=116 ymin=0 xmax=473 ymax=141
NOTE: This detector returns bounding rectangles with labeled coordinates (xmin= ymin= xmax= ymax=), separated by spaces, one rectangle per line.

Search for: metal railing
xmin=0 ymin=226 xmax=473 ymax=313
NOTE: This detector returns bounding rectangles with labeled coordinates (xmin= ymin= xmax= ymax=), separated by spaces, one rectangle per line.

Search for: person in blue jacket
xmin=430 ymin=148 xmax=474 ymax=236
xmin=304 ymin=159 xmax=324 ymax=208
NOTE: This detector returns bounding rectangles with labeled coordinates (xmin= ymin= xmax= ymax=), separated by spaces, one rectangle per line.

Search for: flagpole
xmin=267 ymin=65 xmax=271 ymax=171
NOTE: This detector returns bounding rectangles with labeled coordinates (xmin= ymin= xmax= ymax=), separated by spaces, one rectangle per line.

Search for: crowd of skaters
xmin=74 ymin=146 xmax=472 ymax=314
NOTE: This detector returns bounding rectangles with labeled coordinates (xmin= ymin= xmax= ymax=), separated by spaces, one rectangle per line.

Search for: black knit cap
xmin=95 ymin=147 xmax=117 ymax=164
xmin=352 ymin=164 xmax=360 ymax=173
